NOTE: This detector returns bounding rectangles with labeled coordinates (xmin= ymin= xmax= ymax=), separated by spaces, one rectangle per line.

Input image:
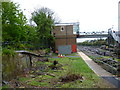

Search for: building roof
xmin=55 ymin=22 xmax=79 ymax=26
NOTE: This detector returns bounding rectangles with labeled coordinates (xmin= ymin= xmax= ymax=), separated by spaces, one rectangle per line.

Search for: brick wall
xmin=53 ymin=25 xmax=73 ymax=36
xmin=53 ymin=25 xmax=77 ymax=51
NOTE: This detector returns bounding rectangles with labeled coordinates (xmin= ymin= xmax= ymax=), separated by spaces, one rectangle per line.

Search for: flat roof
xmin=55 ymin=22 xmax=79 ymax=26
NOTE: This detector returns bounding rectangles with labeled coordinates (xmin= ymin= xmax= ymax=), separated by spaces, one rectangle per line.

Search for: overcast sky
xmin=12 ymin=0 xmax=119 ymax=32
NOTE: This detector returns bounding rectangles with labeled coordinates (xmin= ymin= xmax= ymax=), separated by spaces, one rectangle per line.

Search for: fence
xmin=2 ymin=41 xmax=50 ymax=50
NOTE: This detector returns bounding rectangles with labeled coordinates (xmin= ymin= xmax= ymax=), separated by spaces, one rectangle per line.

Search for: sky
xmin=11 ymin=0 xmax=119 ymax=32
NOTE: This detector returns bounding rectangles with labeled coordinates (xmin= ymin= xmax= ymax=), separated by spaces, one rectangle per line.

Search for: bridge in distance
xmin=77 ymin=31 xmax=108 ymax=38
xmin=76 ymin=30 xmax=120 ymax=44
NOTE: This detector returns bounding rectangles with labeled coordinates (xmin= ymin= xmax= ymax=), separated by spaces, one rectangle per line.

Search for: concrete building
xmin=53 ymin=22 xmax=79 ymax=54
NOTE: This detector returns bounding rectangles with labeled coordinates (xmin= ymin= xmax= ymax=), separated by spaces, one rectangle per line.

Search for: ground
xmin=2 ymin=53 xmax=115 ymax=88
xmin=77 ymin=46 xmax=120 ymax=74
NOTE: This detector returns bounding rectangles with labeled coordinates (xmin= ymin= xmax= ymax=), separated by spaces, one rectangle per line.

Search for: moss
xmin=39 ymin=82 xmax=50 ymax=87
xmin=45 ymin=62 xmax=52 ymax=65
xmin=102 ymin=56 xmax=120 ymax=61
xmin=27 ymin=81 xmax=40 ymax=86
xmin=27 ymin=81 xmax=49 ymax=87
xmin=52 ymin=53 xmax=58 ymax=56
xmin=44 ymin=48 xmax=50 ymax=53
xmin=19 ymin=77 xmax=32 ymax=82
xmin=2 ymin=55 xmax=18 ymax=80
xmin=116 ymin=59 xmax=120 ymax=62
xmin=36 ymin=61 xmax=44 ymax=65
xmin=65 ymin=53 xmax=78 ymax=56
xmin=42 ymin=75 xmax=53 ymax=79
xmin=2 ymin=85 xmax=10 ymax=88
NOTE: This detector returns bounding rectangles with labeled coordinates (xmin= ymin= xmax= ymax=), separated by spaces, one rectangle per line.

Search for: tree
xmin=32 ymin=7 xmax=54 ymax=35
xmin=31 ymin=7 xmax=56 ymax=48
xmin=2 ymin=2 xmax=27 ymax=43
xmin=25 ymin=25 xmax=36 ymax=42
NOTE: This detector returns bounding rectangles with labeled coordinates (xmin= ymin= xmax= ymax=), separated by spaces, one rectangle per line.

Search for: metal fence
xmin=2 ymin=41 xmax=50 ymax=50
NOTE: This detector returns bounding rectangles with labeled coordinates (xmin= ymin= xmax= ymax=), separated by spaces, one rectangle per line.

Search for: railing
xmin=79 ymin=31 xmax=108 ymax=35
xmin=77 ymin=31 xmax=108 ymax=38
xmin=2 ymin=41 xmax=50 ymax=50
xmin=109 ymin=30 xmax=120 ymax=43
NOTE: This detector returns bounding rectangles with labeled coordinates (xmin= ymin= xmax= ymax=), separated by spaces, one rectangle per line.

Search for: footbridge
xmin=76 ymin=30 xmax=120 ymax=44
xmin=77 ymin=31 xmax=108 ymax=38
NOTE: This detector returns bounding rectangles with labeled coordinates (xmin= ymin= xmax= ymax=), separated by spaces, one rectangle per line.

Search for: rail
xmin=15 ymin=50 xmax=46 ymax=57
xmin=109 ymin=31 xmax=120 ymax=43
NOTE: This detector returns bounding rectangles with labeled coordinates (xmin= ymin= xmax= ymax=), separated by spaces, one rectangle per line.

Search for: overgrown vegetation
xmin=31 ymin=7 xmax=56 ymax=50
xmin=2 ymin=1 xmax=57 ymax=55
xmin=2 ymin=57 xmax=114 ymax=88
xmin=77 ymin=39 xmax=107 ymax=46
xmin=2 ymin=48 xmax=16 ymax=56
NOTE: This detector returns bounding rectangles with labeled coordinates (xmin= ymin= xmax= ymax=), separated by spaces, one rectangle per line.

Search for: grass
xmin=89 ymin=55 xmax=120 ymax=62
xmin=27 ymin=81 xmax=49 ymax=87
xmin=116 ymin=58 xmax=120 ymax=62
xmin=65 ymin=53 xmax=79 ymax=56
xmin=19 ymin=77 xmax=32 ymax=82
xmin=50 ymin=57 xmax=102 ymax=88
xmin=2 ymin=85 xmax=10 ymax=88
xmin=52 ymin=53 xmax=79 ymax=57
xmin=15 ymin=57 xmax=113 ymax=88
xmin=102 ymin=56 xmax=120 ymax=62
xmin=3 ymin=54 xmax=113 ymax=88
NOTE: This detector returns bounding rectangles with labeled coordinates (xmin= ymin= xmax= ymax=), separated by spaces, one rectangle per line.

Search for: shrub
xmin=2 ymin=48 xmax=16 ymax=56
xmin=45 ymin=48 xmax=50 ymax=53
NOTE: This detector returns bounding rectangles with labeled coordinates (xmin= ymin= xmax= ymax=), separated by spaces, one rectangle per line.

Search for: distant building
xmin=52 ymin=22 xmax=79 ymax=54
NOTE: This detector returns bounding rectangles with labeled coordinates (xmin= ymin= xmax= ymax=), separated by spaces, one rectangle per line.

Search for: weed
xmin=2 ymin=85 xmax=10 ymax=88
xmin=27 ymin=80 xmax=49 ymax=87
xmin=19 ymin=77 xmax=31 ymax=82
xmin=2 ymin=48 xmax=16 ymax=56
xmin=16 ymin=56 xmax=114 ymax=88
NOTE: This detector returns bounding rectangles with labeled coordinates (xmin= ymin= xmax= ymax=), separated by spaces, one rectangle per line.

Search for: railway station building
xmin=52 ymin=22 xmax=79 ymax=54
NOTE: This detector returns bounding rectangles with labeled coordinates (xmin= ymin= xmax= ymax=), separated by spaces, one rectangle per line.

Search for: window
xmin=61 ymin=26 xmax=64 ymax=31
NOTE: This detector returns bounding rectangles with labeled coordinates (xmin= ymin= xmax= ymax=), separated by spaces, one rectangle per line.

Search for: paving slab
xmin=78 ymin=51 xmax=120 ymax=88
xmin=52 ymin=56 xmax=80 ymax=58
xmin=78 ymin=51 xmax=113 ymax=77
xmin=102 ymin=76 xmax=120 ymax=88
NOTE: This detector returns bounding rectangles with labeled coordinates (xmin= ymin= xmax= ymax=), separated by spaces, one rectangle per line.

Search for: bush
xmin=78 ymin=39 xmax=107 ymax=46
xmin=2 ymin=48 xmax=16 ymax=56
xmin=45 ymin=48 xmax=50 ymax=53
